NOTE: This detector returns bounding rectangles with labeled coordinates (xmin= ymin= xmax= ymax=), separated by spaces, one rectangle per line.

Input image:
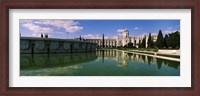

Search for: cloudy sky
xmin=20 ymin=20 xmax=180 ymax=39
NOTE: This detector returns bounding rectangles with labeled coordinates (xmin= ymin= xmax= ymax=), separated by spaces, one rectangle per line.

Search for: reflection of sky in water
xmin=20 ymin=50 xmax=180 ymax=76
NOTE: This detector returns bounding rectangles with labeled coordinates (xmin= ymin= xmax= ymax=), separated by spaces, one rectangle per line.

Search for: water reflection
xmin=20 ymin=50 xmax=180 ymax=76
xmin=96 ymin=50 xmax=180 ymax=70
xmin=20 ymin=53 xmax=97 ymax=76
xmin=21 ymin=53 xmax=97 ymax=69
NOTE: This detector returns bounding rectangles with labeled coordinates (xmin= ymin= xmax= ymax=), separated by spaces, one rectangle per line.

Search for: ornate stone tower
xmin=122 ymin=29 xmax=129 ymax=38
xmin=122 ymin=29 xmax=130 ymax=46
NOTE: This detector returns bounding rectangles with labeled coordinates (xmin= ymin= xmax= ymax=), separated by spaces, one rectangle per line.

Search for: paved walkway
xmin=118 ymin=50 xmax=180 ymax=62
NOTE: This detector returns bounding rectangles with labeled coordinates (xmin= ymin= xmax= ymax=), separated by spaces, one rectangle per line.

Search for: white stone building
xmin=85 ymin=29 xmax=157 ymax=48
xmin=117 ymin=29 xmax=157 ymax=48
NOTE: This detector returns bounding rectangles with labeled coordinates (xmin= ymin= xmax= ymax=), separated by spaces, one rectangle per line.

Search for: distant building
xmin=85 ymin=39 xmax=116 ymax=48
xmin=84 ymin=29 xmax=157 ymax=48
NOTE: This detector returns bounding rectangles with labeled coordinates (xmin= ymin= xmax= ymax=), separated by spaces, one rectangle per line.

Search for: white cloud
xmin=65 ymin=25 xmax=83 ymax=33
xmin=82 ymin=34 xmax=101 ymax=39
xmin=168 ymin=27 xmax=172 ymax=29
xmin=117 ymin=29 xmax=125 ymax=33
xmin=52 ymin=32 xmax=65 ymax=34
xmin=31 ymin=33 xmax=41 ymax=37
xmin=134 ymin=27 xmax=139 ymax=30
xmin=82 ymin=34 xmax=110 ymax=39
xmin=108 ymin=36 xmax=118 ymax=39
xmin=34 ymin=20 xmax=83 ymax=33
xmin=22 ymin=23 xmax=53 ymax=33
xmin=21 ymin=20 xmax=84 ymax=38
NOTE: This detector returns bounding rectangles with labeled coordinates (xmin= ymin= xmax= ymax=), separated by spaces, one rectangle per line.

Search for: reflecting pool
xmin=20 ymin=50 xmax=180 ymax=76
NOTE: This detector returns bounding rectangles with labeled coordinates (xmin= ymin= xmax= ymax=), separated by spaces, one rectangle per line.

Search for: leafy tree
xmin=163 ymin=34 xmax=168 ymax=48
xmin=174 ymin=31 xmax=180 ymax=48
xmin=156 ymin=30 xmax=164 ymax=48
xmin=167 ymin=31 xmax=180 ymax=49
xmin=124 ymin=42 xmax=133 ymax=48
xmin=152 ymin=42 xmax=156 ymax=48
xmin=128 ymin=42 xmax=133 ymax=48
xmin=147 ymin=33 xmax=153 ymax=48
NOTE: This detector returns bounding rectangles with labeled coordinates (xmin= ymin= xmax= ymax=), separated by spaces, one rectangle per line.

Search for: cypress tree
xmin=147 ymin=33 xmax=152 ymax=48
xmin=79 ymin=36 xmax=82 ymax=40
xmin=142 ymin=36 xmax=146 ymax=48
xmin=156 ymin=30 xmax=164 ymax=48
xmin=102 ymin=34 xmax=105 ymax=48
xmin=134 ymin=40 xmax=136 ymax=47
xmin=163 ymin=34 xmax=168 ymax=48
xmin=138 ymin=40 xmax=141 ymax=48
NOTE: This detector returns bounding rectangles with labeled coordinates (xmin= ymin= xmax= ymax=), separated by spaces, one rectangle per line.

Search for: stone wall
xmin=20 ymin=37 xmax=97 ymax=54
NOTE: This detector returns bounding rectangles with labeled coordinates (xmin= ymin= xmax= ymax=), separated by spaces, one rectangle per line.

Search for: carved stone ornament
xmin=20 ymin=40 xmax=29 ymax=50
xmin=35 ymin=41 xmax=45 ymax=50
xmin=50 ymin=41 xmax=59 ymax=49
xmin=64 ymin=42 xmax=70 ymax=50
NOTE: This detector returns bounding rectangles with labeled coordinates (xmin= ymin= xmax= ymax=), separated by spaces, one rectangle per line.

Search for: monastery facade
xmin=85 ymin=29 xmax=157 ymax=48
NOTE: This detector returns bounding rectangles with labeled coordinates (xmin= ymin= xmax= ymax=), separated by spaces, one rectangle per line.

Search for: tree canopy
xmin=167 ymin=31 xmax=180 ymax=49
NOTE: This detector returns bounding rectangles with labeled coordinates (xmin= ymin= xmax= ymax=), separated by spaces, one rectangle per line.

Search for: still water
xmin=20 ymin=50 xmax=180 ymax=76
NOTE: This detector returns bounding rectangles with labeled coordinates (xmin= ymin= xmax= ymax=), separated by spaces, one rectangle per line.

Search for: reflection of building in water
xmin=20 ymin=53 xmax=97 ymax=69
xmin=97 ymin=50 xmax=179 ymax=69
xmin=97 ymin=50 xmax=157 ymax=65
xmin=86 ymin=29 xmax=157 ymax=48
xmin=97 ymin=50 xmax=127 ymax=68
xmin=97 ymin=50 xmax=156 ymax=69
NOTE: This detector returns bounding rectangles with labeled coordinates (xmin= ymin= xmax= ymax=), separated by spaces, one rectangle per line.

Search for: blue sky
xmin=20 ymin=20 xmax=180 ymax=39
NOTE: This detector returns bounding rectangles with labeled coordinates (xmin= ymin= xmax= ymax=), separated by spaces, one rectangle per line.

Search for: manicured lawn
xmin=133 ymin=48 xmax=158 ymax=52
xmin=130 ymin=50 xmax=155 ymax=55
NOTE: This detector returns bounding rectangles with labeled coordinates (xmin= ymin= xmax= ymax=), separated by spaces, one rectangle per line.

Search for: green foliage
xmin=167 ymin=31 xmax=180 ymax=49
xmin=134 ymin=40 xmax=136 ymax=46
xmin=163 ymin=34 xmax=168 ymax=48
xmin=124 ymin=42 xmax=133 ymax=48
xmin=141 ymin=36 xmax=146 ymax=48
xmin=102 ymin=34 xmax=105 ymax=48
xmin=79 ymin=36 xmax=82 ymax=40
xmin=156 ymin=30 xmax=164 ymax=48
xmin=138 ymin=40 xmax=141 ymax=48
xmin=147 ymin=33 xmax=153 ymax=48
xmin=128 ymin=42 xmax=133 ymax=47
